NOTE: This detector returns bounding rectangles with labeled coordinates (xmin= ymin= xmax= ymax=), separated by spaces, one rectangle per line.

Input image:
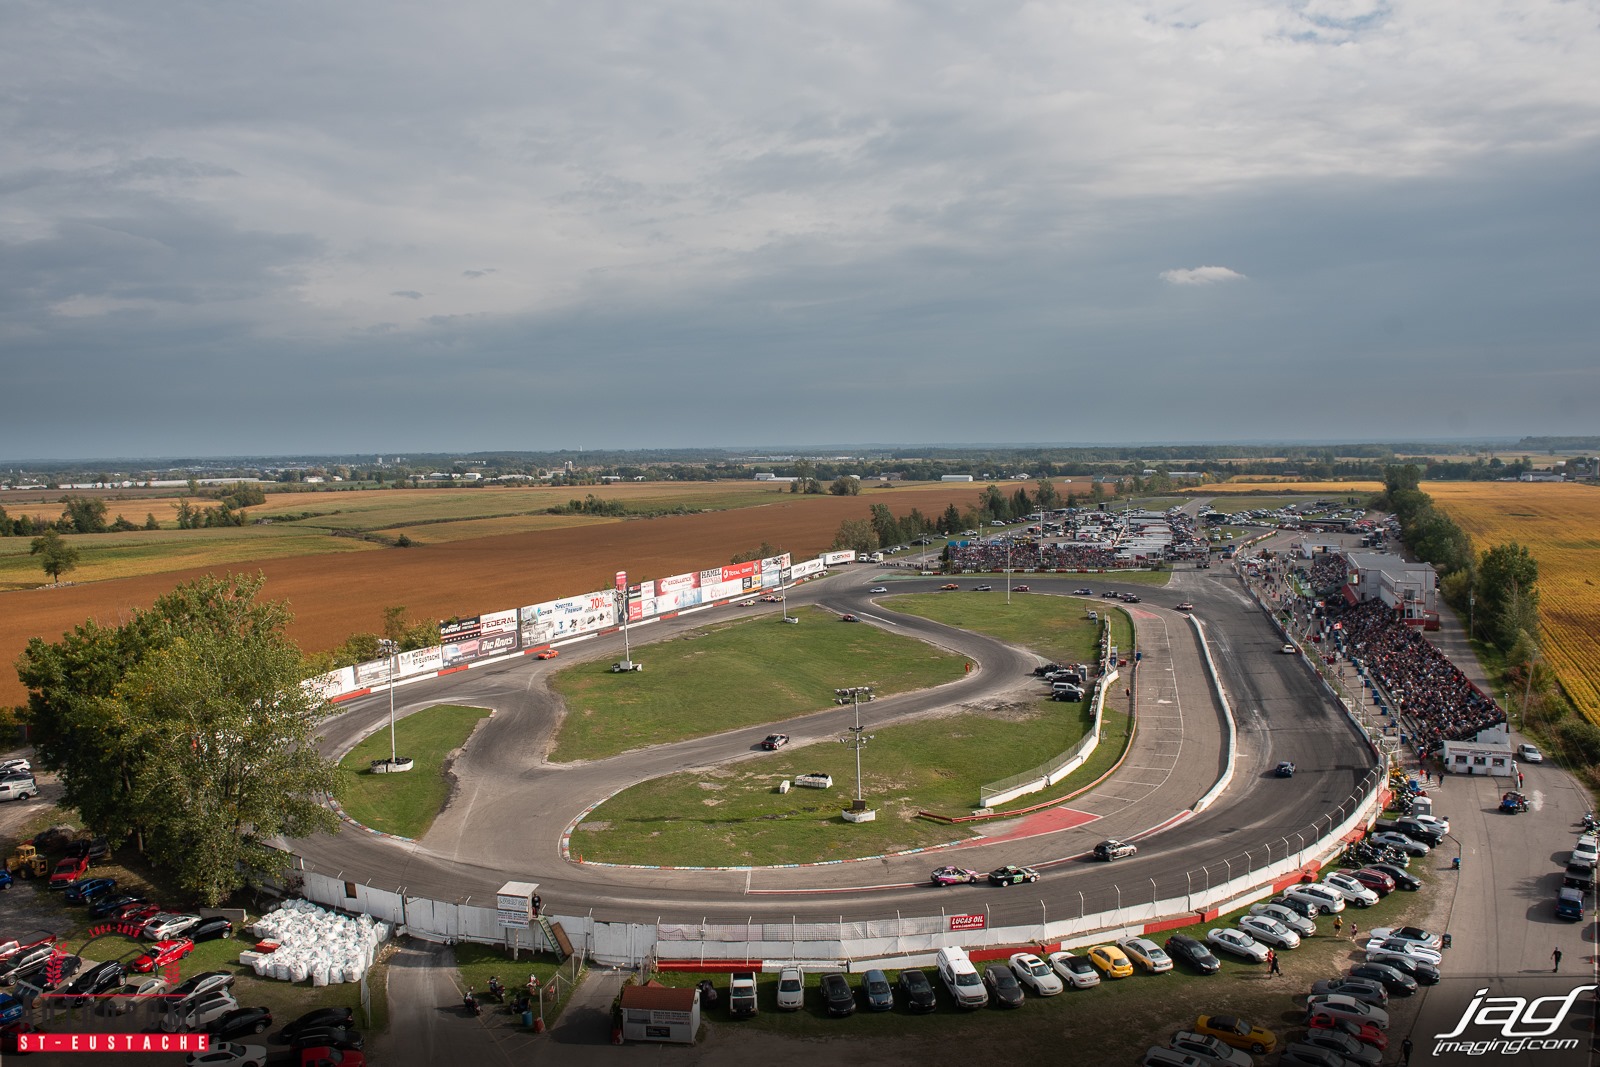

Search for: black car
xmin=987 ymin=865 xmax=1039 ymax=887
xmin=65 ymin=836 xmax=110 ymax=862
xmin=279 ymin=1006 xmax=355 ymax=1042
xmin=819 ymin=973 xmax=855 ymax=1017
xmin=206 ymin=1005 xmax=274 ymax=1039
xmin=982 ymin=965 xmax=1023 ymax=1008
xmin=1368 ymin=863 xmax=1421 ymax=891
xmin=895 ymin=968 xmax=937 ymax=1013
xmin=1032 ymin=663 xmax=1064 ymax=677
xmin=89 ymin=894 xmax=145 ymax=919
xmin=1164 ymin=934 xmax=1221 ymax=975
xmin=288 ymin=1026 xmax=363 ymax=1052
xmin=1348 ymin=962 xmax=1419 ymax=996
xmin=58 ymin=960 xmax=124 ymax=1006
xmin=186 ymin=916 xmax=234 ymax=943
xmin=1370 ymin=953 xmax=1440 ymax=985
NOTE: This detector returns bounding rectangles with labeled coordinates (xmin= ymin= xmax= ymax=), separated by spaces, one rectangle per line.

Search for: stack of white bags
xmin=243 ymin=899 xmax=390 ymax=986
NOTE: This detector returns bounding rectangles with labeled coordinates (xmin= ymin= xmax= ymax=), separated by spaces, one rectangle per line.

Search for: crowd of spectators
xmin=946 ymin=538 xmax=1122 ymax=571
xmin=1327 ymin=597 xmax=1504 ymax=757
xmin=1306 ymin=552 xmax=1350 ymax=598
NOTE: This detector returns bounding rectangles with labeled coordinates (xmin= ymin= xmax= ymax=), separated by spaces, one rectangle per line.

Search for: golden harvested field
xmin=1427 ymin=481 xmax=1600 ymax=725
xmin=0 ymin=482 xmax=984 ymax=709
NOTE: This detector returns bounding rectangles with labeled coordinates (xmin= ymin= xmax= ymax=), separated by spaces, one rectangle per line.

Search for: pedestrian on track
xmin=1554 ymin=947 xmax=1563 ymax=973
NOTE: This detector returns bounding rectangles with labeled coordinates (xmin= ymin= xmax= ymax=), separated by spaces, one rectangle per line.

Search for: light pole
xmin=836 ymin=686 xmax=874 ymax=819
xmin=378 ymin=638 xmax=399 ymax=766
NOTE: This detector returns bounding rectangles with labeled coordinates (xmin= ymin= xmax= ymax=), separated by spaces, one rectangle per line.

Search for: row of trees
xmin=830 ymin=482 xmax=1119 ymax=553
xmin=16 ymin=574 xmax=343 ymax=905
xmin=1 ymin=497 xmax=158 ymax=537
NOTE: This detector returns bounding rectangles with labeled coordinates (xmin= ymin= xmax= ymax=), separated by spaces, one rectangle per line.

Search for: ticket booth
xmin=620 ymin=983 xmax=699 ymax=1045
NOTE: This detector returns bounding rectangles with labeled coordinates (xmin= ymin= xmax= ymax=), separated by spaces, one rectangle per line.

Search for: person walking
xmin=1554 ymin=947 xmax=1563 ymax=973
xmin=1402 ymin=1036 xmax=1414 ymax=1067
xmin=1350 ymin=922 xmax=1358 ymax=941
xmin=1333 ymin=915 xmax=1344 ymax=937
xmin=1269 ymin=950 xmax=1282 ymax=977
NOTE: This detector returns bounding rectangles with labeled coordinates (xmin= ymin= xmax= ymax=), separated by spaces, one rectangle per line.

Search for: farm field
xmin=1181 ymin=480 xmax=1384 ymax=495
xmin=0 ymin=482 xmax=991 ymax=709
xmin=1427 ymin=481 xmax=1600 ymax=726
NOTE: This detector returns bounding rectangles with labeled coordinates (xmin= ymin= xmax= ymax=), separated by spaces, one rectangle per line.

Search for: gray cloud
xmin=2 ymin=0 xmax=1598 ymax=458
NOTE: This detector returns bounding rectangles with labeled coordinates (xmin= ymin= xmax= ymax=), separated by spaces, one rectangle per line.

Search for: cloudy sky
xmin=4 ymin=1 xmax=1598 ymax=460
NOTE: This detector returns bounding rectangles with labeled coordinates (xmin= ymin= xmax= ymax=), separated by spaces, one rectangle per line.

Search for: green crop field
xmin=547 ymin=607 xmax=970 ymax=762
xmin=336 ymin=704 xmax=492 ymax=839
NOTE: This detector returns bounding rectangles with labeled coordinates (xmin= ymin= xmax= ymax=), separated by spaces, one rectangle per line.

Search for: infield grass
xmin=548 ymin=607 xmax=969 ymax=763
xmin=336 ymin=704 xmax=492 ymax=839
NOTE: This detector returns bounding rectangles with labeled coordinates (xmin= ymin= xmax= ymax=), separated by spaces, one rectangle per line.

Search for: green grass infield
xmin=336 ymin=704 xmax=492 ymax=839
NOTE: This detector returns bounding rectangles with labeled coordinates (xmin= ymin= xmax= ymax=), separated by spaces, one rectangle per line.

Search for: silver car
xmin=1249 ymin=901 xmax=1316 ymax=937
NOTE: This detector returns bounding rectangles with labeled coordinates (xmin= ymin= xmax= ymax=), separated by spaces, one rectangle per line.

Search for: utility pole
xmin=835 ymin=686 xmax=875 ymax=821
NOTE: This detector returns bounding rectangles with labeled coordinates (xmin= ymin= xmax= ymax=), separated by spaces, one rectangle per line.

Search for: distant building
xmin=940 ymin=475 xmax=974 ymax=482
xmin=1519 ymin=472 xmax=1565 ymax=482
xmin=619 ymin=983 xmax=700 ymax=1045
xmin=1344 ymin=551 xmax=1438 ymax=621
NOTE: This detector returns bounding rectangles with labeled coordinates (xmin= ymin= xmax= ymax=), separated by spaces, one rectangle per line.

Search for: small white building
xmin=1344 ymin=551 xmax=1437 ymax=621
xmin=940 ymin=475 xmax=974 ymax=482
xmin=619 ymin=983 xmax=700 ymax=1045
xmin=1440 ymin=735 xmax=1514 ymax=777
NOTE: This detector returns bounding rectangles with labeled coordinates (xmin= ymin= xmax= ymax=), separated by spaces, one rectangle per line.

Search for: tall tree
xmin=1475 ymin=542 xmax=1540 ymax=652
xmin=30 ymin=528 xmax=80 ymax=583
xmin=1035 ymin=479 xmax=1060 ymax=512
xmin=16 ymin=573 xmax=342 ymax=904
xmin=60 ymin=496 xmax=110 ymax=534
xmin=829 ymin=476 xmax=861 ymax=496
xmin=939 ymin=503 xmax=962 ymax=534
xmin=868 ymin=503 xmax=899 ymax=548
xmin=831 ymin=519 xmax=878 ymax=554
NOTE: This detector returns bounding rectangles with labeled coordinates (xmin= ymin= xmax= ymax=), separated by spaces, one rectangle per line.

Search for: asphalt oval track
xmin=290 ymin=560 xmax=1375 ymax=927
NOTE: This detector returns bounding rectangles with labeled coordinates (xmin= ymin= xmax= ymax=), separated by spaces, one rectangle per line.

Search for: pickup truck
xmin=728 ymin=972 xmax=758 ymax=1018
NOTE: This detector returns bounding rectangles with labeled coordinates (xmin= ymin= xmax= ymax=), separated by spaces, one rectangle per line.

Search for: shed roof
xmin=620 ymin=984 xmax=697 ymax=1011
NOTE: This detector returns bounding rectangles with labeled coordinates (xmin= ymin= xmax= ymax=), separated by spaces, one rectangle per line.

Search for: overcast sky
xmin=4 ymin=1 xmax=1598 ymax=461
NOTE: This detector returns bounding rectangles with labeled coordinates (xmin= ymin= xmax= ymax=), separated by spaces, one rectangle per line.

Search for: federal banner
xmin=519 ymin=589 xmax=617 ymax=647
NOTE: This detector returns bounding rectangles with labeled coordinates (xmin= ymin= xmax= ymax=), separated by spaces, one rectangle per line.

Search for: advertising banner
xmin=822 ymin=549 xmax=855 ymax=566
xmin=478 ymin=631 xmax=520 ymax=658
xmin=653 ymin=572 xmax=702 ymax=613
xmin=399 ymin=646 xmax=443 ymax=677
xmin=790 ymin=557 xmax=825 ymax=579
xmin=353 ymin=659 xmax=394 ymax=687
xmin=948 ymin=914 xmax=986 ymax=932
xmin=439 ymin=616 xmax=482 ymax=643
xmin=758 ymin=554 xmax=790 ymax=587
xmin=480 ymin=608 xmax=518 ymax=637
xmin=721 ymin=560 xmax=759 ymax=584
xmin=442 ymin=636 xmax=480 ymax=668
xmin=303 ymin=666 xmax=355 ymax=702
xmin=519 ymin=589 xmax=617 ymax=647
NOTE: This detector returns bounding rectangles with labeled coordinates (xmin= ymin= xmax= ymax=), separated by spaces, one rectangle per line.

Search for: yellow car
xmin=1195 ymin=1014 xmax=1279 ymax=1055
xmin=1086 ymin=944 xmax=1134 ymax=979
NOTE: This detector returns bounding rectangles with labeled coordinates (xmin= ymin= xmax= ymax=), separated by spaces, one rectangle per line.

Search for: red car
xmin=118 ymin=904 xmax=164 ymax=932
xmin=1308 ymin=1012 xmax=1389 ymax=1050
xmin=939 ymin=583 xmax=960 ymax=591
xmin=1014 ymin=585 xmax=1030 ymax=592
xmin=48 ymin=855 xmax=90 ymax=890
xmin=535 ymin=648 xmax=559 ymax=660
xmin=1348 ymin=867 xmax=1397 ymax=896
xmin=300 ymin=1048 xmax=366 ymax=1067
xmin=131 ymin=938 xmax=194 ymax=974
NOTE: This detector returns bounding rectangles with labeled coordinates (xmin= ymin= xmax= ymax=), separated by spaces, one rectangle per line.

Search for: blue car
xmin=64 ymin=877 xmax=117 ymax=904
xmin=0 ymin=869 xmax=12 ymax=891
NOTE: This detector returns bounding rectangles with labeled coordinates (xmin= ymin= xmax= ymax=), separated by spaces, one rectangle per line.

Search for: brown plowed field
xmin=1 ymin=485 xmax=981 ymax=709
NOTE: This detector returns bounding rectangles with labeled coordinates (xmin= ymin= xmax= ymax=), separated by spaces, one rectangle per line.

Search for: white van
xmin=0 ymin=775 xmax=38 ymax=802
xmin=935 ymin=946 xmax=988 ymax=1009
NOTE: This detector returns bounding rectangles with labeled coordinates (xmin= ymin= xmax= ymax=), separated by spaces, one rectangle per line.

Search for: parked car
xmin=1166 ymin=1030 xmax=1254 ymax=1067
xmin=48 ymin=855 xmax=90 ymax=889
xmin=1347 ymin=962 xmax=1419 ymax=996
xmin=1366 ymin=926 xmax=1443 ymax=951
xmin=1278 ymin=1041 xmax=1355 ymax=1067
xmin=1009 ymin=952 xmax=1064 ymax=995
xmin=894 ymin=968 xmax=936 ymax=1013
xmin=185 ymin=1043 xmax=268 ymax=1067
xmin=1517 ymin=743 xmax=1543 ymax=763
xmin=133 ymin=938 xmax=195 ymax=974
xmin=819 ymin=972 xmax=855 ymax=1017
xmin=1163 ymin=935 xmax=1221 ymax=975
xmin=204 ymin=1006 xmax=274 ymax=1040
xmin=982 ymin=965 xmax=1024 ymax=1008
xmin=143 ymin=913 xmax=203 ymax=941
xmin=1364 ymin=938 xmax=1442 ymax=967
xmin=63 ymin=876 xmax=118 ymax=905
xmin=1308 ymin=1013 xmax=1389 ymax=1050
xmin=1322 ymin=872 xmax=1380 ymax=907
xmin=89 ymin=894 xmax=147 ymax=919
xmin=1398 ymin=813 xmax=1450 ymax=836
xmin=296 ymin=1049 xmax=365 ymax=1067
xmin=287 ymin=1027 xmax=363 ymax=1052
xmin=1194 ymin=1014 xmax=1278 ymax=1055
xmin=930 ymin=865 xmax=980 ymax=886
xmin=1284 ymin=884 xmax=1347 ymax=915
xmin=775 ymin=967 xmax=803 ymax=1011
xmin=1310 ymin=976 xmax=1389 ymax=1007
xmin=859 ymin=969 xmax=893 ymax=1012
xmin=171 ymin=971 xmax=237 ymax=1002
xmin=1369 ymin=831 xmax=1430 ymax=856
xmin=1093 ymin=839 xmax=1137 ymax=861
xmin=57 ymin=959 xmax=126 ymax=1006
xmin=1248 ymin=902 xmax=1316 ymax=937
xmin=1120 ymin=938 xmax=1174 ymax=974
xmin=187 ymin=916 xmax=235 ymax=943
xmin=1273 ymin=894 xmax=1323 ymax=920
xmin=1363 ymin=952 xmax=1439 ymax=985
xmin=280 ymin=1007 xmax=354 ymax=1042
xmin=1139 ymin=1048 xmax=1207 ymax=1067
xmin=1046 ymin=951 xmax=1101 ymax=988
xmin=1574 ymin=836 xmax=1600 ymax=867
xmin=112 ymin=976 xmax=169 ymax=1015
xmin=760 ymin=734 xmax=789 ymax=750
xmin=1296 ymin=1026 xmax=1384 ymax=1065
xmin=162 ymin=990 xmax=240 ymax=1033
xmin=1087 ymin=945 xmax=1134 ymax=979
xmin=1237 ymin=915 xmax=1300 ymax=950
xmin=1348 ymin=868 xmax=1397 ymax=896
xmin=1368 ymin=863 xmax=1421 ymax=891
xmin=1205 ymin=928 xmax=1269 ymax=963
xmin=0 ymin=940 xmax=60 ymax=986
xmin=1305 ymin=994 xmax=1390 ymax=1030
xmin=987 ymin=864 xmax=1039 ymax=886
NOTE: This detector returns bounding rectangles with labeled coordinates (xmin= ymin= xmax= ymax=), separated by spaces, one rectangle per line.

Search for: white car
xmin=142 ymin=913 xmax=202 ymax=940
xmin=1305 ymin=993 xmax=1390 ymax=1030
xmin=1009 ymin=952 xmax=1065 ymax=995
xmin=162 ymin=990 xmax=239 ymax=1033
xmin=868 ymin=586 xmax=888 ymax=594
xmin=1237 ymin=914 xmax=1302 ymax=949
xmin=1366 ymin=926 xmax=1443 ymax=952
xmin=1282 ymin=644 xmax=1297 ymax=654
xmin=186 ymin=1045 xmax=268 ymax=1067
xmin=1322 ymin=873 xmax=1380 ymax=908
xmin=1205 ymin=928 xmax=1270 ymax=963
xmin=1517 ymin=743 xmax=1543 ymax=763
xmin=1364 ymin=938 xmax=1443 ymax=967
xmin=1284 ymin=883 xmax=1347 ymax=915
xmin=1403 ymin=813 xmax=1451 ymax=835
xmin=1119 ymin=937 xmax=1175 ymax=974
xmin=1249 ymin=901 xmax=1316 ymax=937
xmin=1574 ymin=836 xmax=1600 ymax=867
xmin=1167 ymin=1031 xmax=1255 ymax=1067
xmin=775 ymin=967 xmax=803 ymax=1011
xmin=1046 ymin=951 xmax=1101 ymax=989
